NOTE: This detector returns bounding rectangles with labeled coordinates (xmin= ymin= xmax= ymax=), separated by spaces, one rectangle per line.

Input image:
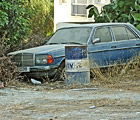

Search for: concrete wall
xmin=54 ymin=0 xmax=110 ymax=31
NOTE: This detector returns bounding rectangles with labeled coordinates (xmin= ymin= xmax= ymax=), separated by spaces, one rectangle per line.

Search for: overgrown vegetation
xmin=0 ymin=0 xmax=54 ymax=85
xmin=86 ymin=0 xmax=140 ymax=30
xmin=90 ymin=59 xmax=140 ymax=89
xmin=0 ymin=0 xmax=54 ymax=52
xmin=0 ymin=34 xmax=22 ymax=86
xmin=0 ymin=0 xmax=30 ymax=48
xmin=26 ymin=0 xmax=54 ymax=36
xmin=22 ymin=0 xmax=54 ymax=49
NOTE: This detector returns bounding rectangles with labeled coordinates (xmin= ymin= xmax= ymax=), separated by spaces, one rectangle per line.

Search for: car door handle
xmin=136 ymin=43 xmax=140 ymax=46
xmin=111 ymin=46 xmax=116 ymax=48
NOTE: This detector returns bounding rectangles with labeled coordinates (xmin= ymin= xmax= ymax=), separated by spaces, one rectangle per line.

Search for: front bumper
xmin=18 ymin=65 xmax=58 ymax=78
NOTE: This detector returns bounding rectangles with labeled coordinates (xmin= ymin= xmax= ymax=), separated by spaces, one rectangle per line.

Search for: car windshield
xmin=46 ymin=27 xmax=92 ymax=45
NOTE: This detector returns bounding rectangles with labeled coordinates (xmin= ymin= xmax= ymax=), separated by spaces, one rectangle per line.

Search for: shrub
xmin=0 ymin=33 xmax=22 ymax=86
xmin=86 ymin=0 xmax=140 ymax=30
xmin=0 ymin=0 xmax=30 ymax=47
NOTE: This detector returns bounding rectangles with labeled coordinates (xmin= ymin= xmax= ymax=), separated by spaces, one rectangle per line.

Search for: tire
xmin=53 ymin=62 xmax=66 ymax=81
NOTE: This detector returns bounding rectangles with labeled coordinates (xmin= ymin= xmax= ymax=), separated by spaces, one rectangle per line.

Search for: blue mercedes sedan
xmin=8 ymin=23 xmax=140 ymax=80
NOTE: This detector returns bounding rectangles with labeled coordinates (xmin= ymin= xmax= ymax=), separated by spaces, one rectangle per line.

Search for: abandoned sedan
xmin=8 ymin=23 xmax=140 ymax=80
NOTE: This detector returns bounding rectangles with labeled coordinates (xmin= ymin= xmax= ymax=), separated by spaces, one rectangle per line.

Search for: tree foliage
xmin=0 ymin=0 xmax=54 ymax=51
xmin=0 ymin=0 xmax=30 ymax=46
xmin=86 ymin=0 xmax=140 ymax=30
xmin=26 ymin=0 xmax=54 ymax=36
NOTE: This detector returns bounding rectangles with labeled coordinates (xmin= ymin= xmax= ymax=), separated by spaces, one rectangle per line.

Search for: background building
xmin=54 ymin=0 xmax=110 ymax=31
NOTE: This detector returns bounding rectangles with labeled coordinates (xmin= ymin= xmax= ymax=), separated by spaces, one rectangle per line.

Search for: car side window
xmin=112 ymin=26 xmax=128 ymax=41
xmin=112 ymin=26 xmax=138 ymax=41
xmin=126 ymin=27 xmax=138 ymax=40
xmin=94 ymin=27 xmax=112 ymax=43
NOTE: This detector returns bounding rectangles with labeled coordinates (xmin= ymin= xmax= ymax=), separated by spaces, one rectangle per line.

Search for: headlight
xmin=35 ymin=54 xmax=54 ymax=65
xmin=36 ymin=55 xmax=48 ymax=65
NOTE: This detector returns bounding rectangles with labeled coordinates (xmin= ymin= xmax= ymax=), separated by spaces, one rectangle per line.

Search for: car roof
xmin=59 ymin=23 xmax=131 ymax=29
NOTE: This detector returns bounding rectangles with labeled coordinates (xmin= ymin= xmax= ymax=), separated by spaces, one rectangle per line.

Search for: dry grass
xmin=30 ymin=59 xmax=140 ymax=91
xmin=90 ymin=59 xmax=140 ymax=91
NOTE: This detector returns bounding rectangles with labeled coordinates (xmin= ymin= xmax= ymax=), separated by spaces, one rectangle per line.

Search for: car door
xmin=88 ymin=26 xmax=116 ymax=68
xmin=110 ymin=25 xmax=140 ymax=64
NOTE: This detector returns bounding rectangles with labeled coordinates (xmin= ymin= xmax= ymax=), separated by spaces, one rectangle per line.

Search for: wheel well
xmin=60 ymin=60 xmax=65 ymax=68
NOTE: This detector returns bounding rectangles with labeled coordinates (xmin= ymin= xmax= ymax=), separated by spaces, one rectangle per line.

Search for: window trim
xmin=126 ymin=25 xmax=140 ymax=39
xmin=73 ymin=0 xmax=87 ymax=4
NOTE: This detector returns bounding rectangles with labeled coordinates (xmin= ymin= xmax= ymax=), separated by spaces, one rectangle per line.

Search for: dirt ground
xmin=0 ymin=74 xmax=140 ymax=120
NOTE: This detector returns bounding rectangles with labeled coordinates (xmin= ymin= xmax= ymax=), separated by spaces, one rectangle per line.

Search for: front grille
xmin=22 ymin=54 xmax=34 ymax=66
xmin=13 ymin=53 xmax=34 ymax=67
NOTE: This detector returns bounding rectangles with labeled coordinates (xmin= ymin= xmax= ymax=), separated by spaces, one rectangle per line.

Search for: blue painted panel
xmin=65 ymin=46 xmax=87 ymax=59
xmin=88 ymin=39 xmax=140 ymax=67
xmin=88 ymin=42 xmax=113 ymax=67
xmin=105 ymin=40 xmax=140 ymax=64
xmin=108 ymin=47 xmax=140 ymax=63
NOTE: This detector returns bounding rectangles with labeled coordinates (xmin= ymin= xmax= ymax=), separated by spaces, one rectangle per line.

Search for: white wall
xmin=54 ymin=0 xmax=110 ymax=31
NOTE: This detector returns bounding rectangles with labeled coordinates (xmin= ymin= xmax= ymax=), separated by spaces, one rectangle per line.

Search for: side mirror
xmin=92 ymin=38 xmax=101 ymax=44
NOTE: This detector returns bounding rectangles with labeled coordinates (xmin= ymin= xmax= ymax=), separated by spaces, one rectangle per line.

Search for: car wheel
xmin=60 ymin=67 xmax=66 ymax=80
xmin=53 ymin=62 xmax=66 ymax=81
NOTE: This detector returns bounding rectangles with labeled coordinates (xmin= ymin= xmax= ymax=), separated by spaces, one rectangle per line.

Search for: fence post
xmin=65 ymin=45 xmax=90 ymax=84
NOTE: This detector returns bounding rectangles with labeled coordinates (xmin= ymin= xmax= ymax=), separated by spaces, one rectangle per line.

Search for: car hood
xmin=8 ymin=44 xmax=66 ymax=55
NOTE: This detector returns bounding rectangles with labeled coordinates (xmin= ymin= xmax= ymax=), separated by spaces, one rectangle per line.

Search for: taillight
xmin=47 ymin=55 xmax=54 ymax=64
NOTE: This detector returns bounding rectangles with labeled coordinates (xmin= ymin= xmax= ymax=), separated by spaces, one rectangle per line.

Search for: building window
xmin=71 ymin=0 xmax=87 ymax=16
xmin=95 ymin=0 xmax=105 ymax=4
xmin=59 ymin=0 xmax=67 ymax=5
xmin=62 ymin=0 xmax=67 ymax=3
